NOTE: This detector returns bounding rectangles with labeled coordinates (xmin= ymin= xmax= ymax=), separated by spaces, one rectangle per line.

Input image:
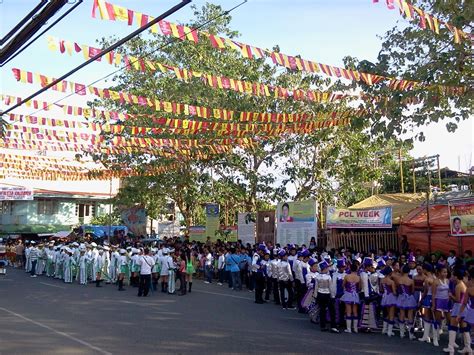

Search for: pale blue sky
xmin=1 ymin=0 xmax=472 ymax=175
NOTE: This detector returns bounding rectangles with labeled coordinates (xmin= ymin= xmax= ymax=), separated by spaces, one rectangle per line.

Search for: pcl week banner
xmin=326 ymin=206 xmax=392 ymax=229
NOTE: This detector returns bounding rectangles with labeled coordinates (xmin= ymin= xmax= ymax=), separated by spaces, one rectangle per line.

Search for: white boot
xmin=444 ymin=330 xmax=457 ymax=353
xmin=400 ymin=322 xmax=406 ymax=338
xmin=433 ymin=327 xmax=440 ymax=347
xmin=352 ymin=319 xmax=358 ymax=333
xmin=344 ymin=319 xmax=352 ymax=333
xmin=387 ymin=323 xmax=394 ymax=337
xmin=419 ymin=321 xmax=432 ymax=343
xmin=458 ymin=331 xmax=472 ymax=354
xmin=382 ymin=321 xmax=388 ymax=334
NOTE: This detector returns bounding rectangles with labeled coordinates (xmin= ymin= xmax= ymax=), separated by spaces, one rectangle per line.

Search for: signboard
xmin=238 ymin=212 xmax=256 ymax=245
xmin=189 ymin=226 xmax=206 ymax=242
xmin=326 ymin=206 xmax=393 ymax=229
xmin=448 ymin=198 xmax=474 ymax=236
xmin=0 ymin=186 xmax=33 ymax=201
xmin=257 ymin=211 xmax=275 ymax=244
xmin=121 ymin=206 xmax=147 ymax=236
xmin=276 ymin=200 xmax=317 ymax=246
xmin=205 ymin=203 xmax=220 ymax=241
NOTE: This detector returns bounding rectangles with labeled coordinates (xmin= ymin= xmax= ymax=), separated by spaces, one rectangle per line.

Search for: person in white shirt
xmin=77 ymin=247 xmax=88 ymax=285
xmin=137 ymin=248 xmax=155 ymax=297
xmin=447 ymin=250 xmax=457 ymax=267
xmin=109 ymin=246 xmax=120 ymax=283
xmin=159 ymin=248 xmax=171 ymax=293
xmin=25 ymin=243 xmax=32 ymax=273
xmin=217 ymin=251 xmax=225 ymax=285
xmin=277 ymin=249 xmax=294 ymax=309
xmin=270 ymin=249 xmax=281 ymax=305
xmin=314 ymin=260 xmax=339 ymax=333
xmin=204 ymin=248 xmax=213 ymax=284
xmin=117 ymin=249 xmax=128 ymax=291
xmin=94 ymin=248 xmax=106 ymax=287
xmin=28 ymin=242 xmax=39 ymax=277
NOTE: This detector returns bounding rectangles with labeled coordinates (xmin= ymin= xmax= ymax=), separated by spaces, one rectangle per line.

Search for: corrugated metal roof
xmin=350 ymin=193 xmax=427 ymax=224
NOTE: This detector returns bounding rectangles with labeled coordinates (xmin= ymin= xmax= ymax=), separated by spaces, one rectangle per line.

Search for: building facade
xmin=0 ymin=187 xmax=112 ymax=235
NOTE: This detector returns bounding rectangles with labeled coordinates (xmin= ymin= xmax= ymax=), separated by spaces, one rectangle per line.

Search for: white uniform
xmin=78 ymin=254 xmax=87 ymax=285
xmin=277 ymin=260 xmax=293 ymax=282
xmin=95 ymin=252 xmax=106 ymax=278
xmin=63 ymin=254 xmax=74 ymax=283
xmin=36 ymin=248 xmax=47 ymax=275
xmin=109 ymin=251 xmax=120 ymax=282
xmin=54 ymin=250 xmax=62 ymax=278
xmin=305 ymin=270 xmax=318 ymax=288
xmin=25 ymin=246 xmax=31 ymax=272
xmin=160 ymin=255 xmax=172 ymax=276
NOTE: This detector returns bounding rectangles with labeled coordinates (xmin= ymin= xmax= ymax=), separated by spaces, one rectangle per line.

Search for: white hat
xmin=162 ymin=248 xmax=169 ymax=255
xmin=31 ymin=241 xmax=36 ymax=245
xmin=120 ymin=249 xmax=126 ymax=254
xmin=72 ymin=242 xmax=79 ymax=247
xmin=103 ymin=246 xmax=110 ymax=251
xmin=91 ymin=242 xmax=97 ymax=247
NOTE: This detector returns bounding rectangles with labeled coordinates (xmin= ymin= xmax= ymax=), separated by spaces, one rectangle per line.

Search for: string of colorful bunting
xmin=90 ymin=0 xmax=467 ymax=92
xmin=44 ymin=38 xmax=347 ymax=103
xmin=373 ymin=0 xmax=472 ymax=44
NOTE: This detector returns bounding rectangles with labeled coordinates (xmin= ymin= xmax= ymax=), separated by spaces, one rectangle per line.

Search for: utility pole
xmin=399 ymin=148 xmax=405 ymax=193
xmin=426 ymin=166 xmax=432 ymax=253
xmin=412 ymin=160 xmax=416 ymax=193
xmin=108 ymin=177 xmax=112 ymax=243
xmin=436 ymin=155 xmax=442 ymax=192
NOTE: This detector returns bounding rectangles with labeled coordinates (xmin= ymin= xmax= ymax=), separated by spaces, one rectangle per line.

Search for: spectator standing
xmin=29 ymin=242 xmax=39 ymax=277
xmin=15 ymin=240 xmax=24 ymax=268
xmin=137 ymin=248 xmax=154 ymax=297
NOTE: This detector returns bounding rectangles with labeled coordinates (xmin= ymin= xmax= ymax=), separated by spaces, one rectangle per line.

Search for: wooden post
xmin=436 ymin=155 xmax=442 ymax=192
xmin=399 ymin=148 xmax=405 ymax=193
xmin=427 ymin=169 xmax=432 ymax=253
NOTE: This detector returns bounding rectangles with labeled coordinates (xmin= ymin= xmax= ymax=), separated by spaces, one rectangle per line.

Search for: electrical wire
xmin=3 ymin=0 xmax=248 ymax=123
xmin=0 ymin=0 xmax=193 ymax=120
xmin=1 ymin=0 xmax=84 ymax=67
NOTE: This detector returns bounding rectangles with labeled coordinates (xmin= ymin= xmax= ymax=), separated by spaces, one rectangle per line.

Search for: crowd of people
xmin=3 ymin=236 xmax=474 ymax=354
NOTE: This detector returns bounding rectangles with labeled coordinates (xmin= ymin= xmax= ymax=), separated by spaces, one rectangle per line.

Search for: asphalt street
xmin=0 ymin=268 xmax=446 ymax=354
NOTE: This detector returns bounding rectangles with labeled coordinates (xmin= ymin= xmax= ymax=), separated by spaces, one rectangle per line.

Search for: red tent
xmin=399 ymin=203 xmax=472 ymax=254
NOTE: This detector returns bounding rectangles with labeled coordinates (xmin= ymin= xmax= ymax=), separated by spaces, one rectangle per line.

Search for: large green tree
xmin=343 ymin=0 xmax=472 ymax=141
xmin=90 ymin=2 xmax=446 ymax=221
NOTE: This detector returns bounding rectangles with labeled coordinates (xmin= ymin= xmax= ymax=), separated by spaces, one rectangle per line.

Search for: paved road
xmin=0 ymin=268 xmax=445 ymax=354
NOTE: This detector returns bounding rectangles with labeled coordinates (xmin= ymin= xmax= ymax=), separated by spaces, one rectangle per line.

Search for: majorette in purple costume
xmin=380 ymin=268 xmax=397 ymax=307
xmin=463 ymin=296 xmax=474 ymax=325
xmin=340 ymin=281 xmax=360 ymax=305
xmin=434 ymin=279 xmax=451 ymax=312
xmin=397 ymin=284 xmax=418 ymax=310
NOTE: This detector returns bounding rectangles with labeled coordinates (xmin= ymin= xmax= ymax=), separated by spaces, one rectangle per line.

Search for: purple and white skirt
xmin=381 ymin=293 xmax=398 ymax=307
xmin=340 ymin=291 xmax=360 ymax=305
xmin=397 ymin=294 xmax=418 ymax=310
xmin=435 ymin=298 xmax=451 ymax=312
xmin=463 ymin=306 xmax=474 ymax=325
xmin=450 ymin=303 xmax=465 ymax=317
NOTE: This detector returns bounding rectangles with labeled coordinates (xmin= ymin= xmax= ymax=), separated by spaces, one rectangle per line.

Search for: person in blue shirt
xmin=224 ymin=248 xmax=232 ymax=289
xmin=240 ymin=250 xmax=252 ymax=290
xmin=226 ymin=248 xmax=242 ymax=291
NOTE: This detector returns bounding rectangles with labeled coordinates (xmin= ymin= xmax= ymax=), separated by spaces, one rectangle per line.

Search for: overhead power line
xmin=0 ymin=0 xmax=192 ymax=123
